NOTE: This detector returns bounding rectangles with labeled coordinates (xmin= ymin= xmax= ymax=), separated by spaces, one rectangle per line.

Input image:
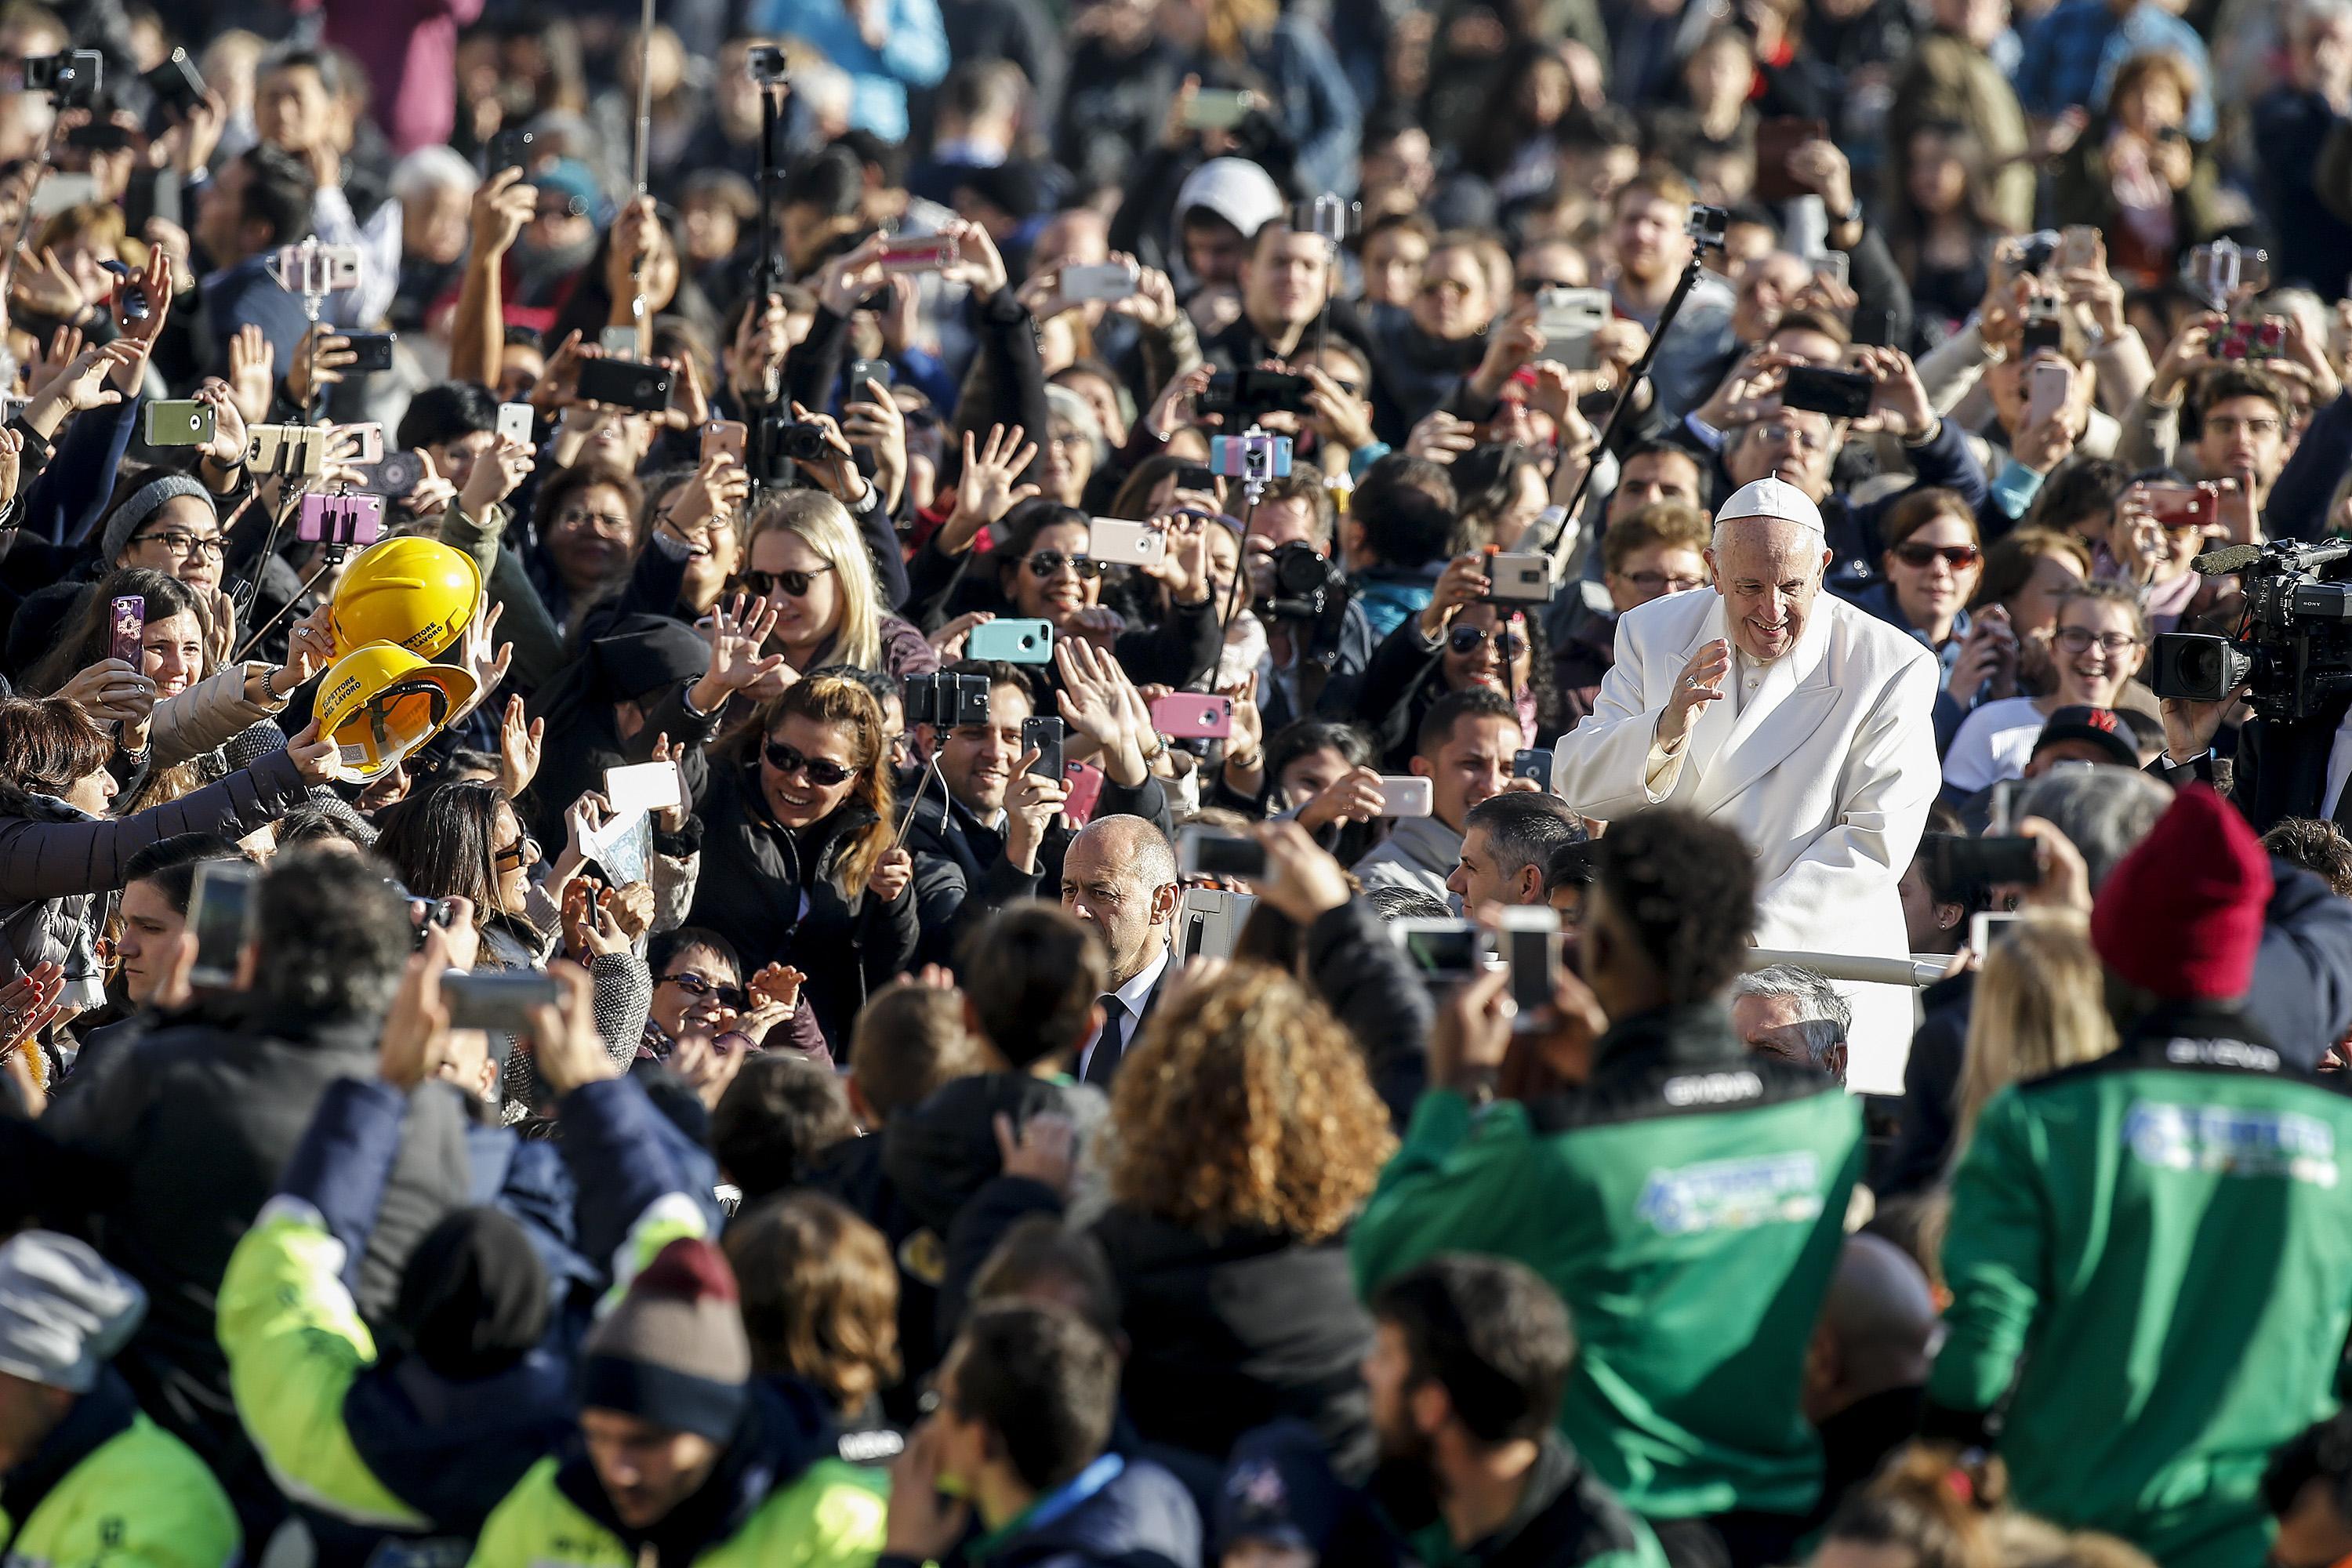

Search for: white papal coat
xmin=1550 ymin=586 xmax=1941 ymax=1093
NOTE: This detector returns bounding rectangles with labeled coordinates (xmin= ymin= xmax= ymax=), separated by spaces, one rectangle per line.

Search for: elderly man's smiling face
xmin=1706 ymin=517 xmax=1831 ymax=662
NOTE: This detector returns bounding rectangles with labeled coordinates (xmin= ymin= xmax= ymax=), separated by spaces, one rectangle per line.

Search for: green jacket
xmin=1926 ymin=1003 xmax=2352 ymax=1568
xmin=1353 ymin=1005 xmax=1862 ymax=1523
xmin=468 ymin=1446 xmax=886 ymax=1568
xmin=0 ymin=1373 xmax=240 ymax=1568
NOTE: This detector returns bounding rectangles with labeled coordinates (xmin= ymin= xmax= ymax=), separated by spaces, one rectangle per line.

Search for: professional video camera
xmin=2151 ymin=539 xmax=2352 ymax=720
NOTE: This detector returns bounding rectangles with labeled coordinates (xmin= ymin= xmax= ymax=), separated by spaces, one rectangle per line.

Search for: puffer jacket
xmin=0 ymin=746 xmax=312 ymax=989
xmin=684 ymin=760 xmax=919 ymax=1047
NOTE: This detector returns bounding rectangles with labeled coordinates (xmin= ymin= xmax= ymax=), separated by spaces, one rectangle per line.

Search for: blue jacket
xmin=746 ymin=0 xmax=948 ymax=140
xmin=891 ymin=1453 xmax=1201 ymax=1568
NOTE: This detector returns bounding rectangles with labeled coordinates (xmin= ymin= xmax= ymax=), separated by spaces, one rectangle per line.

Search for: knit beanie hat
xmin=578 ymin=1237 xmax=750 ymax=1442
xmin=394 ymin=1208 xmax=549 ymax=1381
xmin=101 ymin=474 xmax=211 ymax=567
xmin=2090 ymin=784 xmax=2272 ymax=1001
xmin=0 ymin=1231 xmax=145 ymax=1393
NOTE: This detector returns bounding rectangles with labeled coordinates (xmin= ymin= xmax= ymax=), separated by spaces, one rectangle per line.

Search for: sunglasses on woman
xmin=742 ymin=565 xmax=833 ymax=598
xmin=1448 ymin=624 xmax=1525 ymax=656
xmin=763 ymin=739 xmax=855 ymax=786
xmin=1025 ymin=550 xmax=1104 ymax=580
xmin=663 ymin=970 xmax=747 ymax=1009
xmin=1891 ymin=542 xmax=1984 ymax=569
xmin=492 ymin=834 xmax=537 ymax=870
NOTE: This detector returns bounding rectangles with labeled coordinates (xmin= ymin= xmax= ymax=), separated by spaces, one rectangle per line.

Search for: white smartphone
xmin=1535 ymin=286 xmax=1610 ymax=369
xmin=1971 ymin=909 xmax=2024 ymax=956
xmin=1486 ymin=552 xmax=1553 ymax=602
xmin=1059 ymin=261 xmax=1138 ymax=304
xmin=604 ymin=760 xmax=684 ymax=817
xmin=1090 ymin=517 xmax=1167 ymax=566
xmin=2026 ymin=361 xmax=2072 ymax=427
xmin=334 ymin=421 xmax=385 ymax=466
xmin=1377 ymin=776 xmax=1433 ymax=818
xmin=495 ymin=402 xmax=535 ymax=445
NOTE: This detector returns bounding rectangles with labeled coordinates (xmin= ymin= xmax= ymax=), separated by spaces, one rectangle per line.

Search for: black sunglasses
xmin=764 ymin=739 xmax=855 ymax=786
xmin=664 ymin=969 xmax=747 ymax=1008
xmin=1448 ymin=624 xmax=1525 ymax=656
xmin=1025 ymin=550 xmax=1104 ymax=580
xmin=742 ymin=566 xmax=833 ymax=597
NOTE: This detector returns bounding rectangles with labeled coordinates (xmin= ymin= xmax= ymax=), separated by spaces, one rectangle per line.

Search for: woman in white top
xmin=1942 ymin=579 xmax=2147 ymax=794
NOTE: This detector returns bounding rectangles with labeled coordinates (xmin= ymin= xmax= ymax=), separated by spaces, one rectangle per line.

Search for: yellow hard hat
xmin=314 ymin=641 xmax=478 ymax=780
xmin=331 ymin=537 xmax=481 ymax=659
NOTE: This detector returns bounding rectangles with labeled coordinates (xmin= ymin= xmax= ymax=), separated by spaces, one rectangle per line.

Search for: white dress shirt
xmin=1076 ymin=943 xmax=1171 ymax=1082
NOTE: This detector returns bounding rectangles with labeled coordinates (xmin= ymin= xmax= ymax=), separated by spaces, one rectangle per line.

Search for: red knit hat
xmin=2090 ymin=785 xmax=2272 ymax=1001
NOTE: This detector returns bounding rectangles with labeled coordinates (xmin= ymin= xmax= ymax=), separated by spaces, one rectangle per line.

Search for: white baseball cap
xmin=1175 ymin=158 xmax=1286 ymax=241
xmin=1715 ymin=476 xmax=1825 ymax=536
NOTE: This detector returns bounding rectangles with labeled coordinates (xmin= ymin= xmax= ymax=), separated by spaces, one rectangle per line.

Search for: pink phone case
xmin=1062 ymin=762 xmax=1105 ymax=824
xmin=1149 ymin=693 xmax=1232 ymax=739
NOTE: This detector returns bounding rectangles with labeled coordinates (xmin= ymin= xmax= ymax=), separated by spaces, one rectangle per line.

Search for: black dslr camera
xmin=902 ymin=672 xmax=990 ymax=728
xmin=1255 ymin=541 xmax=1353 ymax=670
xmin=22 ymin=49 xmax=100 ymax=107
xmin=2151 ymin=539 xmax=2352 ymax=721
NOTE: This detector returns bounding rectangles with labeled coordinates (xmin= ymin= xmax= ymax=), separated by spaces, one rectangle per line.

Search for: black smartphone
xmin=486 ymin=127 xmax=536 ymax=176
xmin=187 ymin=861 xmax=260 ymax=990
xmin=577 ymin=357 xmax=673 ymax=413
xmin=64 ymin=120 xmax=133 ymax=152
xmin=1780 ymin=365 xmax=1875 ymax=419
xmin=1200 ymin=368 xmax=1313 ymax=418
xmin=1512 ymin=749 xmax=1553 ymax=790
xmin=343 ymin=332 xmax=397 ymax=374
xmin=1177 ymin=825 xmax=1269 ymax=880
xmin=1922 ymin=833 xmax=2042 ymax=888
xmin=2020 ymin=311 xmax=2065 ymax=356
xmin=1022 ymin=715 xmax=1065 ymax=779
xmin=141 ymin=48 xmax=206 ymax=117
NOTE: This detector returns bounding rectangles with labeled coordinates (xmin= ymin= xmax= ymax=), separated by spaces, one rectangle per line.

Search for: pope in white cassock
xmin=1549 ymin=476 xmax=1940 ymax=1092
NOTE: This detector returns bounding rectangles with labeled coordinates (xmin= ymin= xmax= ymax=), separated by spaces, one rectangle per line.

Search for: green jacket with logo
xmin=0 ymin=1370 xmax=240 ymax=1568
xmin=1926 ymin=1002 xmax=2352 ymax=1568
xmin=1352 ymin=1004 xmax=1863 ymax=1523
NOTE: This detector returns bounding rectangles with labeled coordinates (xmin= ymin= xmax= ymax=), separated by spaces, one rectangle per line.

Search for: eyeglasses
xmin=1752 ymin=421 xmax=1830 ymax=452
xmin=763 ymin=739 xmax=855 ymax=786
xmin=131 ymin=530 xmax=226 ymax=560
xmin=2205 ymin=415 xmax=2283 ymax=438
xmin=1891 ymin=542 xmax=1984 ymax=570
xmin=1620 ymin=569 xmax=1707 ymax=594
xmin=492 ymin=833 xmax=538 ymax=870
xmin=743 ymin=565 xmax=833 ymax=597
xmin=1448 ymin=624 xmax=1525 ymax=656
xmin=663 ymin=969 xmax=747 ymax=1009
xmin=1025 ymin=550 xmax=1104 ymax=580
xmin=2055 ymin=627 xmax=2140 ymax=654
xmin=554 ymin=509 xmax=634 ymax=535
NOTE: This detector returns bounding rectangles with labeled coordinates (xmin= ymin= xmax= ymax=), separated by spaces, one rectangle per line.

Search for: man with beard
xmin=1363 ymin=1255 xmax=1667 ymax=1568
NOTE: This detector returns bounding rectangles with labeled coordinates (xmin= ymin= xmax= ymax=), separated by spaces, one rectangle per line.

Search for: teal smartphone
xmin=967 ymin=618 xmax=1054 ymax=663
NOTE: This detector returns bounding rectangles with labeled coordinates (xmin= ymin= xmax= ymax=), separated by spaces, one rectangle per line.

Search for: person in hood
xmin=878 ymin=1300 xmax=1202 ymax=1568
xmin=217 ymin=950 xmax=719 ymax=1568
xmin=469 ymin=1232 xmax=887 ymax=1568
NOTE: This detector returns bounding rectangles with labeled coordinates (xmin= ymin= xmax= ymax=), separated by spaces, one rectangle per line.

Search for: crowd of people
xmin=0 ymin=0 xmax=2350 ymax=1563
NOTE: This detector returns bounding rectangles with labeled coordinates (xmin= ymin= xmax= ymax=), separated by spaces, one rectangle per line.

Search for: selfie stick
xmin=1536 ymin=230 xmax=1722 ymax=559
xmin=627 ymin=0 xmax=654 ymax=353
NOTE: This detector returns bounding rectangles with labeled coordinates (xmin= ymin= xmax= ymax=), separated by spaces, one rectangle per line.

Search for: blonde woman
xmin=1953 ymin=909 xmax=2118 ymax=1157
xmin=736 ymin=491 xmax=937 ymax=681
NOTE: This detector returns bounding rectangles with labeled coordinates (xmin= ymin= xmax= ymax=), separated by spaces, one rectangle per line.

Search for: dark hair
xmin=1590 ymin=808 xmax=1758 ymax=1004
xmin=948 ymin=1302 xmax=1122 ymax=1492
xmin=1543 ymin=837 xmax=1593 ymax=896
xmin=1463 ymin=792 xmax=1581 ymax=881
xmin=957 ymin=902 xmax=1108 ymax=1069
xmin=2191 ymin=365 xmax=2292 ymax=433
xmin=725 ymin=1192 xmax=901 ymax=1414
xmin=781 ymin=143 xmax=865 ymax=216
xmin=709 ymin=1055 xmax=858 ymax=1205
xmin=1265 ymin=719 xmax=1373 ymax=789
xmin=0 ymin=696 xmax=112 ymax=797
xmin=2264 ymin=1410 xmax=2352 ymax=1529
xmin=27 ymin=569 xmax=205 ymax=698
xmin=122 ymin=833 xmax=247 ymax=916
xmin=274 ymin=800 xmax=377 ymax=850
xmin=236 ymin=143 xmax=318 ymax=249
xmin=1352 ymin=474 xmax=1457 ymax=572
xmin=397 ymin=382 xmax=502 ymax=452
xmin=1416 ymin=685 xmax=1518 ymax=762
xmin=993 ymin=502 xmax=1091 ymax=590
xmin=850 ymin=980 xmax=982 ymax=1123
xmin=1767 ymin=307 xmax=1853 ymax=352
xmin=648 ymin=926 xmax=743 ymax=982
xmin=1371 ymin=1255 xmax=1575 ymax=1445
xmin=260 ymin=44 xmax=345 ymax=95
xmin=2263 ymin=818 xmax=2352 ymax=898
xmin=2024 ymin=456 xmax=2131 ymax=535
xmin=372 ymin=780 xmax=514 ymax=924
xmin=970 ymin=1215 xmax=1121 ymax=1338
xmin=1878 ymin=486 xmax=1983 ymax=555
xmin=256 ymin=847 xmax=412 ymax=1018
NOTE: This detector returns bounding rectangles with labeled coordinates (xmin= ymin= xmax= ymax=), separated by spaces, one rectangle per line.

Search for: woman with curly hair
xmin=1097 ymin=960 xmax=1397 ymax=1476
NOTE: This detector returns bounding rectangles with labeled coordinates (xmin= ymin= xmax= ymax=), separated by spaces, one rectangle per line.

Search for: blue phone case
xmin=968 ymin=619 xmax=1054 ymax=663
